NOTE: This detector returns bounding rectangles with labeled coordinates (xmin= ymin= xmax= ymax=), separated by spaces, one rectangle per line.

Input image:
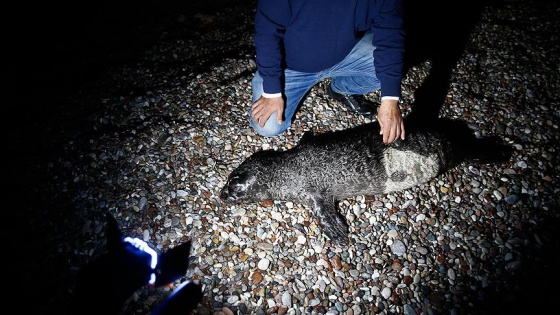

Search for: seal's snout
xmin=219 ymin=188 xmax=226 ymax=200
xmin=219 ymin=184 xmax=231 ymax=202
xmin=219 ymin=178 xmax=244 ymax=204
xmin=219 ymin=170 xmax=257 ymax=204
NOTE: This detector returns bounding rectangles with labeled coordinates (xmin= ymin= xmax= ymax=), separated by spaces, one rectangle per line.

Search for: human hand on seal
xmin=251 ymin=96 xmax=284 ymax=127
xmin=377 ymin=99 xmax=406 ymax=144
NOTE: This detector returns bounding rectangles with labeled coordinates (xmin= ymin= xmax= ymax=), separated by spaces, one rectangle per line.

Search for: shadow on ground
xmin=404 ymin=0 xmax=495 ymax=121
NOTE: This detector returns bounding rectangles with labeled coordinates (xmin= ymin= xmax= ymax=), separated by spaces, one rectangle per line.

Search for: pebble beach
xmin=8 ymin=0 xmax=559 ymax=314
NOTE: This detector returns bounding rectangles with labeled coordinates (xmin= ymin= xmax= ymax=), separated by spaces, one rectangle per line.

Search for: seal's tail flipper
xmin=466 ymin=136 xmax=515 ymax=165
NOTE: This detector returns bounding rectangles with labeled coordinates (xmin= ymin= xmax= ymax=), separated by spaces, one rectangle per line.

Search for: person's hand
xmin=251 ymin=96 xmax=284 ymax=127
xmin=377 ymin=99 xmax=405 ymax=144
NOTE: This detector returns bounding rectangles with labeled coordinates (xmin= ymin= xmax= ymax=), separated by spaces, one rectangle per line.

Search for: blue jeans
xmin=249 ymin=31 xmax=380 ymax=137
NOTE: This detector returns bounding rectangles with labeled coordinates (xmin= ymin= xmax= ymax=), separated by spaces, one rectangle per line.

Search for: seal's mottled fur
xmin=220 ymin=118 xmax=513 ymax=245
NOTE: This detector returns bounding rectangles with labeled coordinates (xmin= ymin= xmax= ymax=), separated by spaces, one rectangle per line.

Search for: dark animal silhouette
xmin=220 ymin=118 xmax=513 ymax=245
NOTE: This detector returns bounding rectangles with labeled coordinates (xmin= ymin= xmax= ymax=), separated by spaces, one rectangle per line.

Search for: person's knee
xmin=255 ymin=128 xmax=281 ymax=138
xmin=250 ymin=119 xmax=286 ymax=137
xmin=251 ymin=123 xmax=284 ymax=137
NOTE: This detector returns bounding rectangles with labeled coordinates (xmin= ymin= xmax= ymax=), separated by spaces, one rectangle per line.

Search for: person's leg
xmin=328 ymin=31 xmax=381 ymax=95
xmin=249 ymin=70 xmax=319 ymax=137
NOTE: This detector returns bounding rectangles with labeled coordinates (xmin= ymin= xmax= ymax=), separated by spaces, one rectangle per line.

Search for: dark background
xmin=6 ymin=1 xmax=250 ymax=313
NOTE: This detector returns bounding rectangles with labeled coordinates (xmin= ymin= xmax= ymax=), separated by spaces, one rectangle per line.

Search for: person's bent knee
xmin=251 ymin=122 xmax=284 ymax=137
xmin=254 ymin=129 xmax=282 ymax=138
xmin=249 ymin=117 xmax=287 ymax=137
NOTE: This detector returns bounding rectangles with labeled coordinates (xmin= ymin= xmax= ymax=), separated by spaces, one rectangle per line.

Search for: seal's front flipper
xmin=309 ymin=193 xmax=349 ymax=245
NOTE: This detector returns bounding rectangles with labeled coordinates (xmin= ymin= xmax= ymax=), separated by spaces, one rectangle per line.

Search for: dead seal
xmin=220 ymin=118 xmax=514 ymax=245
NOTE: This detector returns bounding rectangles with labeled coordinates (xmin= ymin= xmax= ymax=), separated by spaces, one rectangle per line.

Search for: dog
xmin=220 ymin=118 xmax=514 ymax=245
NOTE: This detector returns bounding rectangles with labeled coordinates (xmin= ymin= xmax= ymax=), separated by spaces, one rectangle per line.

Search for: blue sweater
xmin=254 ymin=0 xmax=405 ymax=98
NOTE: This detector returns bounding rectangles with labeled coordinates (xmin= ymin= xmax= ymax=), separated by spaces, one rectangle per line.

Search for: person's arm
xmin=251 ymin=0 xmax=291 ymax=126
xmin=254 ymin=0 xmax=291 ymax=95
xmin=370 ymin=0 xmax=405 ymax=100
xmin=371 ymin=0 xmax=406 ymax=143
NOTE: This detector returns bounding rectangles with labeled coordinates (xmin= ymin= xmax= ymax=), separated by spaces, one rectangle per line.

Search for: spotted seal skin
xmin=220 ymin=118 xmax=514 ymax=245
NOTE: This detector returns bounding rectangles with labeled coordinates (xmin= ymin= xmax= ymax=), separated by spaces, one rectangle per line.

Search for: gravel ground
xmin=8 ymin=0 xmax=560 ymax=314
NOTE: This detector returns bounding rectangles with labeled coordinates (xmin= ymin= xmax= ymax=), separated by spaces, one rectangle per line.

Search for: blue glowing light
xmin=124 ymin=237 xmax=158 ymax=285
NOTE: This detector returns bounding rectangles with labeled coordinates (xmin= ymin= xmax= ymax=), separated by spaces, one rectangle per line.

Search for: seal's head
xmin=219 ymin=166 xmax=257 ymax=203
xmin=219 ymin=151 xmax=274 ymax=204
